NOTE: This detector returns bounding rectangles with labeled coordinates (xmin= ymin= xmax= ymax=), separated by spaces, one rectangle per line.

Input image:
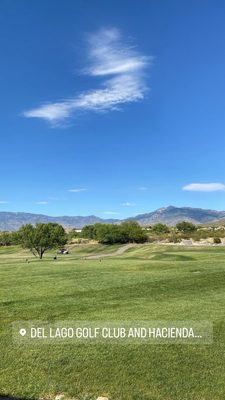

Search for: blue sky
xmin=1 ymin=0 xmax=225 ymax=218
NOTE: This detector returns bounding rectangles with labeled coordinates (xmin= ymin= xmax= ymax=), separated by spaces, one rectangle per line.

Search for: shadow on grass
xmin=151 ymin=253 xmax=195 ymax=261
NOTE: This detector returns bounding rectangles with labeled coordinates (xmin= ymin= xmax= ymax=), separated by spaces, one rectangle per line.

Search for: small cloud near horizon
xmin=122 ymin=202 xmax=136 ymax=206
xmin=23 ymin=27 xmax=152 ymax=125
xmin=0 ymin=200 xmax=9 ymax=204
xmin=69 ymin=188 xmax=87 ymax=193
xmin=182 ymin=183 xmax=225 ymax=192
xmin=36 ymin=201 xmax=49 ymax=205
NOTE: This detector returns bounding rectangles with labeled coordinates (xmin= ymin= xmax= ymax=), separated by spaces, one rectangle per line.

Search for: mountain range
xmin=1 ymin=206 xmax=225 ymax=231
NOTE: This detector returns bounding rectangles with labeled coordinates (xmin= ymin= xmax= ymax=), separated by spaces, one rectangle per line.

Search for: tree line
xmin=0 ymin=221 xmax=147 ymax=258
xmin=81 ymin=221 xmax=148 ymax=244
xmin=0 ymin=220 xmax=225 ymax=259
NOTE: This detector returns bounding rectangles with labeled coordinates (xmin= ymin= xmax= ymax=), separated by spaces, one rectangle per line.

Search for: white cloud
xmin=86 ymin=27 xmax=148 ymax=77
xmin=36 ymin=201 xmax=49 ymax=205
xmin=139 ymin=186 xmax=148 ymax=191
xmin=0 ymin=200 xmax=9 ymax=204
xmin=103 ymin=211 xmax=120 ymax=215
xmin=182 ymin=183 xmax=225 ymax=192
xmin=68 ymin=188 xmax=87 ymax=193
xmin=23 ymin=28 xmax=151 ymax=124
xmin=122 ymin=202 xmax=136 ymax=206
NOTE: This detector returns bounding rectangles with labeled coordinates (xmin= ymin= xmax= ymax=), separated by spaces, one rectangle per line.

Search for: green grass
xmin=1 ymin=244 xmax=225 ymax=400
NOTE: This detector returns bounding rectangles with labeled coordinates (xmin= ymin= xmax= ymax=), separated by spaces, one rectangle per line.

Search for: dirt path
xmin=84 ymin=243 xmax=136 ymax=260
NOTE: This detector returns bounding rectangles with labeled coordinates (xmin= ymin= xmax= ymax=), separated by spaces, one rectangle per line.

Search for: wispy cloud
xmin=182 ymin=183 xmax=225 ymax=192
xmin=139 ymin=186 xmax=148 ymax=191
xmin=122 ymin=202 xmax=136 ymax=206
xmin=0 ymin=200 xmax=9 ymax=204
xmin=23 ymin=27 xmax=152 ymax=125
xmin=103 ymin=211 xmax=120 ymax=215
xmin=68 ymin=188 xmax=87 ymax=193
xmin=36 ymin=201 xmax=49 ymax=205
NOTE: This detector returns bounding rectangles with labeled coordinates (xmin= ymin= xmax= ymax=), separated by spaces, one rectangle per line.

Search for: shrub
xmin=151 ymin=223 xmax=170 ymax=234
xmin=176 ymin=221 xmax=197 ymax=233
xmin=81 ymin=221 xmax=148 ymax=244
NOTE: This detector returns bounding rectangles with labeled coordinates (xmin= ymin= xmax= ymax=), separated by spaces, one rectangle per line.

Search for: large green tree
xmin=81 ymin=221 xmax=148 ymax=244
xmin=176 ymin=221 xmax=197 ymax=233
xmin=0 ymin=232 xmax=13 ymax=246
xmin=151 ymin=223 xmax=170 ymax=234
xmin=94 ymin=224 xmax=121 ymax=244
xmin=81 ymin=224 xmax=97 ymax=240
xmin=18 ymin=223 xmax=67 ymax=259
xmin=119 ymin=221 xmax=148 ymax=243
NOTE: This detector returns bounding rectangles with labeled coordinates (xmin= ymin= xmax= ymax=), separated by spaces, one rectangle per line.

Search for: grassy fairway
xmin=1 ymin=244 xmax=225 ymax=400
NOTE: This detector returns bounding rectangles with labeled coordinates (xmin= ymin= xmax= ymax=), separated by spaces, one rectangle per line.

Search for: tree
xmin=0 ymin=232 xmax=13 ymax=246
xmin=94 ymin=224 xmax=121 ymax=244
xmin=119 ymin=221 xmax=148 ymax=243
xmin=81 ymin=221 xmax=148 ymax=244
xmin=176 ymin=221 xmax=196 ymax=233
xmin=81 ymin=225 xmax=97 ymax=240
xmin=151 ymin=223 xmax=170 ymax=234
xmin=67 ymin=228 xmax=81 ymax=242
xmin=18 ymin=223 xmax=67 ymax=259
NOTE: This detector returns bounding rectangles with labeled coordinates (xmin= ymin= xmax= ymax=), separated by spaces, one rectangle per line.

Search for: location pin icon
xmin=19 ymin=328 xmax=26 ymax=336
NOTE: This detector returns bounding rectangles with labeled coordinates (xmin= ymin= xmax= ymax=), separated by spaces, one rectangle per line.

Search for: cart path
xmin=84 ymin=243 xmax=136 ymax=259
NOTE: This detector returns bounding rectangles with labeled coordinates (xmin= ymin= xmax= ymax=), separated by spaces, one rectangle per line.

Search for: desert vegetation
xmin=1 ymin=220 xmax=225 ymax=257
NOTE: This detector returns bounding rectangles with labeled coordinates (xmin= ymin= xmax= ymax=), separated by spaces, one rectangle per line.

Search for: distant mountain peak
xmin=155 ymin=205 xmax=175 ymax=212
xmin=0 ymin=205 xmax=225 ymax=231
xmin=131 ymin=205 xmax=225 ymax=226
